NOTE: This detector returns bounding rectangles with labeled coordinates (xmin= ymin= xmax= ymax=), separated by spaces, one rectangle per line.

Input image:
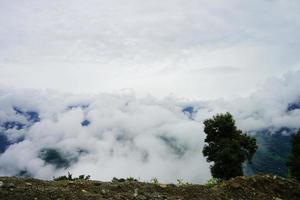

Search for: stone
xmin=133 ymin=188 xmax=138 ymax=197
xmin=159 ymin=184 xmax=167 ymax=188
xmin=231 ymin=182 xmax=240 ymax=189
xmin=101 ymin=189 xmax=106 ymax=195
xmin=25 ymin=182 xmax=32 ymax=186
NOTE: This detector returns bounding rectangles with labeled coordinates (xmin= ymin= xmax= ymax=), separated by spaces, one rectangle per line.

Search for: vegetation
xmin=287 ymin=129 xmax=300 ymax=181
xmin=1 ymin=175 xmax=300 ymax=200
xmin=176 ymin=179 xmax=190 ymax=186
xmin=203 ymin=112 xmax=257 ymax=180
xmin=39 ymin=148 xmax=72 ymax=169
xmin=53 ymin=172 xmax=90 ymax=181
xmin=244 ymin=130 xmax=292 ymax=177
xmin=126 ymin=177 xmax=138 ymax=182
xmin=150 ymin=177 xmax=159 ymax=185
xmin=204 ymin=177 xmax=219 ymax=188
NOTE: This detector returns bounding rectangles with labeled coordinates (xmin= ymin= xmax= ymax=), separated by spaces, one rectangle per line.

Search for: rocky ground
xmin=0 ymin=175 xmax=300 ymax=200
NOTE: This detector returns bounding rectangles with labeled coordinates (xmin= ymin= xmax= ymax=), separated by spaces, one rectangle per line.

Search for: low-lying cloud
xmin=0 ymin=71 xmax=300 ymax=183
xmin=0 ymin=89 xmax=211 ymax=183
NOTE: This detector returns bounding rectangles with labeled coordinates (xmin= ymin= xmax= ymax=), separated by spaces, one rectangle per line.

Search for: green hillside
xmin=244 ymin=131 xmax=292 ymax=177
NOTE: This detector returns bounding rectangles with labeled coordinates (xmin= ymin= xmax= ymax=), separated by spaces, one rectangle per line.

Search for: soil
xmin=0 ymin=175 xmax=299 ymax=200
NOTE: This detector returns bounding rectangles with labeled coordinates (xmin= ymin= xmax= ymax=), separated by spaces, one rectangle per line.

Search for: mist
xmin=0 ymin=71 xmax=300 ymax=183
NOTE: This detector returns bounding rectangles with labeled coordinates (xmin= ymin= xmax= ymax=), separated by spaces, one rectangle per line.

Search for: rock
xmin=133 ymin=188 xmax=138 ymax=197
xmin=81 ymin=189 xmax=87 ymax=193
xmin=25 ymin=182 xmax=32 ymax=186
xmin=159 ymin=184 xmax=167 ymax=188
xmin=152 ymin=193 xmax=161 ymax=198
xmin=0 ymin=181 xmax=4 ymax=188
xmin=231 ymin=182 xmax=240 ymax=189
xmin=101 ymin=189 xmax=107 ymax=195
xmin=8 ymin=183 xmax=15 ymax=188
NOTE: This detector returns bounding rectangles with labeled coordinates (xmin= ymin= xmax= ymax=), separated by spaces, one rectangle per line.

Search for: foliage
xmin=176 ymin=179 xmax=190 ymax=186
xmin=203 ymin=112 xmax=257 ymax=180
xmin=287 ymin=129 xmax=300 ymax=181
xmin=205 ymin=178 xmax=219 ymax=188
xmin=244 ymin=130 xmax=292 ymax=177
xmin=150 ymin=178 xmax=159 ymax=185
xmin=53 ymin=172 xmax=90 ymax=181
xmin=126 ymin=177 xmax=138 ymax=182
xmin=176 ymin=179 xmax=184 ymax=186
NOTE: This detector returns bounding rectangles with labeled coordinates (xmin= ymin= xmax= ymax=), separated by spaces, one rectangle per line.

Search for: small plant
xmin=176 ymin=179 xmax=191 ymax=186
xmin=53 ymin=172 xmax=91 ymax=181
xmin=78 ymin=175 xmax=85 ymax=180
xmin=67 ymin=172 xmax=73 ymax=180
xmin=150 ymin=178 xmax=159 ymax=185
xmin=77 ymin=175 xmax=91 ymax=180
xmin=53 ymin=176 xmax=69 ymax=181
xmin=112 ymin=177 xmax=126 ymax=182
xmin=205 ymin=178 xmax=219 ymax=188
xmin=126 ymin=177 xmax=137 ymax=182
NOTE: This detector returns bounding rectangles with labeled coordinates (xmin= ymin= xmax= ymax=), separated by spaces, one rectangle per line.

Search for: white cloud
xmin=0 ymin=0 xmax=299 ymax=99
xmin=0 ymin=70 xmax=299 ymax=183
xmin=0 ymin=89 xmax=211 ymax=183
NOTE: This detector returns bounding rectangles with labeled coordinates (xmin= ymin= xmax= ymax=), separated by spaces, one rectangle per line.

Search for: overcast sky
xmin=1 ymin=0 xmax=300 ymax=99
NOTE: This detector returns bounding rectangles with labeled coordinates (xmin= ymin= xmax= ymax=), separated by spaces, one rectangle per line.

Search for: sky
xmin=0 ymin=0 xmax=300 ymax=99
xmin=0 ymin=0 xmax=300 ymax=183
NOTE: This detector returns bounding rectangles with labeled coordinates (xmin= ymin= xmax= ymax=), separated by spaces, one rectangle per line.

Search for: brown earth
xmin=0 ymin=175 xmax=299 ymax=200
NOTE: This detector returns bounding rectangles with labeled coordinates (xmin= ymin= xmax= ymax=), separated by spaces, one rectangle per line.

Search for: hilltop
xmin=0 ymin=175 xmax=300 ymax=200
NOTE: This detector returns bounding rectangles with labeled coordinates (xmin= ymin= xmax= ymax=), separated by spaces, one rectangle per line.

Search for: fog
xmin=0 ymin=71 xmax=299 ymax=183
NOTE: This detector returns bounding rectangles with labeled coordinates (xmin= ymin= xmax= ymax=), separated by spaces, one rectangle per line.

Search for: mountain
xmin=244 ymin=128 xmax=293 ymax=177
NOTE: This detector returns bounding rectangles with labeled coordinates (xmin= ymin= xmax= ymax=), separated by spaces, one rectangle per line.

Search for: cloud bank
xmin=0 ymin=89 xmax=211 ymax=183
xmin=0 ymin=71 xmax=300 ymax=183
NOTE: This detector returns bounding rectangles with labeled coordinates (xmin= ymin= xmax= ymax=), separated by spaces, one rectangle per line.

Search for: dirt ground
xmin=0 ymin=175 xmax=299 ymax=200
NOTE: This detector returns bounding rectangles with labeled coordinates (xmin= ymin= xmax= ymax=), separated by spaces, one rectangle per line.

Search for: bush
xmin=150 ymin=178 xmax=159 ymax=185
xmin=53 ymin=172 xmax=90 ymax=181
xmin=205 ymin=178 xmax=219 ymax=188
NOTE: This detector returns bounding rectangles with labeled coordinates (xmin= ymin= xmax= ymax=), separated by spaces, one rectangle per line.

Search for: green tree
xmin=202 ymin=112 xmax=257 ymax=180
xmin=287 ymin=129 xmax=300 ymax=181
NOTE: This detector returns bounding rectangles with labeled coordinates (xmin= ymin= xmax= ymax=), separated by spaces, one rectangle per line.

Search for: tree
xmin=202 ymin=112 xmax=257 ymax=180
xmin=287 ymin=129 xmax=300 ymax=181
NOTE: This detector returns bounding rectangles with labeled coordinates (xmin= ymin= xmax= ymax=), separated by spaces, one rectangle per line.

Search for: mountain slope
xmin=0 ymin=175 xmax=299 ymax=200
